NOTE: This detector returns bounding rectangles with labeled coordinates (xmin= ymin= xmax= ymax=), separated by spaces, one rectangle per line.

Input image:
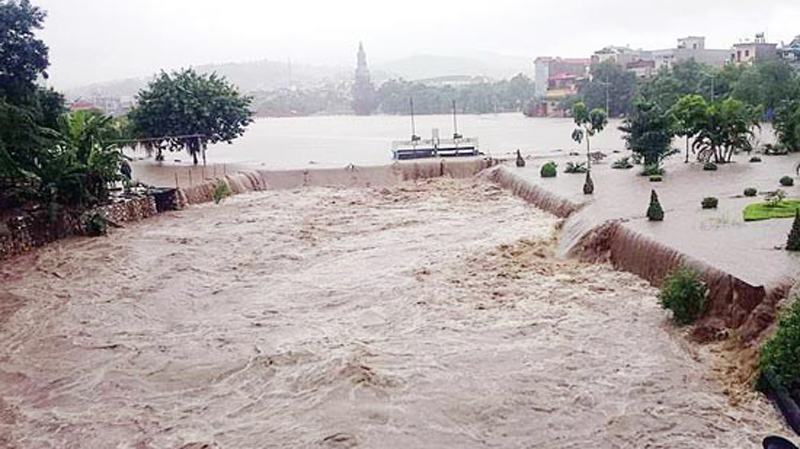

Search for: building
xmin=69 ymin=96 xmax=134 ymax=117
xmin=651 ymin=36 xmax=730 ymax=70
xmin=779 ymin=35 xmax=800 ymax=66
xmin=593 ymin=36 xmax=728 ymax=78
xmin=626 ymin=60 xmax=656 ymax=79
xmin=731 ymin=33 xmax=778 ymax=65
xmin=591 ymin=46 xmax=647 ymax=67
xmin=415 ymin=75 xmax=492 ymax=87
xmin=532 ymin=57 xmax=590 ymax=117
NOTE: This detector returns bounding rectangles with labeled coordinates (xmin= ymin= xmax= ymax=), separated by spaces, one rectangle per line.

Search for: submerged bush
xmin=647 ymin=189 xmax=664 ymax=221
xmin=212 ymin=181 xmax=230 ymax=204
xmin=750 ymin=156 xmax=763 ymax=163
xmin=540 ymin=161 xmax=557 ymax=178
xmin=760 ymin=297 xmax=800 ymax=400
xmin=83 ymin=212 xmax=107 ymax=237
xmin=641 ymin=164 xmax=664 ymax=177
xmin=701 ymin=197 xmax=719 ymax=209
xmin=703 ymin=162 xmax=718 ymax=171
xmin=612 ymin=157 xmax=633 ymax=169
xmin=658 ymin=266 xmax=708 ymax=326
xmin=649 ymin=176 xmax=663 ymax=183
xmin=780 ymin=176 xmax=795 ymax=187
xmin=744 ymin=187 xmax=758 ymax=197
xmin=565 ymin=161 xmax=588 ymax=174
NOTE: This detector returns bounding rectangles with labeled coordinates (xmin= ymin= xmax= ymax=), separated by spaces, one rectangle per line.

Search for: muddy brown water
xmin=0 ymin=178 xmax=787 ymax=448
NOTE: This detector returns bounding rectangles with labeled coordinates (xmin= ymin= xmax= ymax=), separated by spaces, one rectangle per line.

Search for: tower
xmin=352 ymin=42 xmax=376 ymax=115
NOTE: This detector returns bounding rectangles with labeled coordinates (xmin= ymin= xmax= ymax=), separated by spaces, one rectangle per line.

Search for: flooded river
xmin=0 ymin=178 xmax=786 ymax=448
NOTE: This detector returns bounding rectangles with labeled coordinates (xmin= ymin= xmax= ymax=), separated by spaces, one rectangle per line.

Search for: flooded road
xmin=0 ymin=178 xmax=786 ymax=448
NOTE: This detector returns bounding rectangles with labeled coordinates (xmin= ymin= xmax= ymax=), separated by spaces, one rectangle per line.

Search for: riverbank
xmin=0 ymin=178 xmax=787 ymax=447
xmin=489 ymin=152 xmax=800 ymax=384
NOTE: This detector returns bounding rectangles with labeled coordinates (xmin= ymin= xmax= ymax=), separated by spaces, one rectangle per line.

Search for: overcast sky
xmin=35 ymin=0 xmax=800 ymax=89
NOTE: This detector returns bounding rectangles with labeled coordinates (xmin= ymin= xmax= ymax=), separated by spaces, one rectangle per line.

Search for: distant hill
xmin=64 ymin=60 xmax=351 ymax=100
xmin=64 ymin=52 xmax=534 ymax=100
xmin=374 ymin=52 xmax=533 ymax=82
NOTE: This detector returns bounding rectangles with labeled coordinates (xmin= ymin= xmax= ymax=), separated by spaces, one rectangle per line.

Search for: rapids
xmin=0 ymin=178 xmax=787 ymax=448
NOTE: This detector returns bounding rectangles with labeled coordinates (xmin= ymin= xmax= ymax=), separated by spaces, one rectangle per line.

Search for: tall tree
xmin=579 ymin=61 xmax=638 ymax=117
xmin=619 ymin=99 xmax=677 ymax=169
xmin=571 ymin=102 xmax=608 ymax=169
xmin=690 ymin=98 xmax=760 ymax=163
xmin=129 ymin=69 xmax=253 ymax=165
xmin=774 ymin=98 xmax=800 ymax=152
xmin=0 ymin=0 xmax=64 ymax=180
xmin=0 ymin=0 xmax=49 ymax=98
xmin=670 ymin=94 xmax=708 ymax=163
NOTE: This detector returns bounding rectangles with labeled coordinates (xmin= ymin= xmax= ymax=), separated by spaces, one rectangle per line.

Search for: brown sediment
xmin=173 ymin=158 xmax=499 ymax=207
xmin=0 ymin=178 xmax=787 ymax=447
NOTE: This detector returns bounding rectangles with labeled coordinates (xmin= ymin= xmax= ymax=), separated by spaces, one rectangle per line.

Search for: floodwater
xmin=0 ymin=178 xmax=785 ymax=448
xmin=200 ymin=114 xmax=627 ymax=169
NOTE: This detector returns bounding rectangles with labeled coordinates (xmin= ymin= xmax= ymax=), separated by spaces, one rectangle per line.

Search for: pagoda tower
xmin=352 ymin=42 xmax=376 ymax=115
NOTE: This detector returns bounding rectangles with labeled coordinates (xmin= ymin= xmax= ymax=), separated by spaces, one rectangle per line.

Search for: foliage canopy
xmin=129 ymin=69 xmax=253 ymax=165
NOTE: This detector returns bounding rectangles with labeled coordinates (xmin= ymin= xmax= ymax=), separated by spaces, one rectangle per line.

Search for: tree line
xmin=249 ymin=74 xmax=536 ymax=117
xmin=567 ymin=59 xmax=800 ymax=121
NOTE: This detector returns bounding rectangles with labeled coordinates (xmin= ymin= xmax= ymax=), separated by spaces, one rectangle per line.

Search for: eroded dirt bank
xmin=0 ymin=178 xmax=787 ymax=448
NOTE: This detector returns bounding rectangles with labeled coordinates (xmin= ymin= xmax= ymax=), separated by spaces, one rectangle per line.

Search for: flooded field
xmin=0 ymin=178 xmax=786 ymax=448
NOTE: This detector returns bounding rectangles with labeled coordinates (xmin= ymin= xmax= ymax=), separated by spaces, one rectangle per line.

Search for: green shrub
xmin=540 ymin=161 xmax=557 ymax=178
xmin=787 ymin=209 xmax=800 ymax=251
xmin=641 ymin=164 xmax=664 ymax=177
xmin=649 ymin=176 xmax=663 ymax=183
xmin=703 ymin=162 xmax=718 ymax=171
xmin=701 ymin=197 xmax=719 ymax=209
xmin=583 ymin=171 xmax=594 ymax=195
xmin=658 ymin=266 xmax=708 ymax=326
xmin=612 ymin=157 xmax=633 ymax=169
xmin=749 ymin=156 xmax=762 ymax=163
xmin=780 ymin=176 xmax=795 ymax=187
xmin=565 ymin=161 xmax=588 ymax=174
xmin=212 ymin=181 xmax=230 ymax=204
xmin=760 ymin=297 xmax=800 ymax=400
xmin=647 ymin=189 xmax=664 ymax=221
xmin=744 ymin=187 xmax=758 ymax=197
xmin=83 ymin=212 xmax=107 ymax=237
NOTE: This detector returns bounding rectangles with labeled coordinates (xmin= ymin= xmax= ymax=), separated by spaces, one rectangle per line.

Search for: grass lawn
xmin=743 ymin=200 xmax=800 ymax=221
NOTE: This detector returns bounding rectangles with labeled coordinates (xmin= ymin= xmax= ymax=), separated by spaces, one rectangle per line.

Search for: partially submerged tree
xmin=128 ymin=69 xmax=253 ymax=165
xmin=583 ymin=171 xmax=594 ymax=195
xmin=691 ymin=98 xmax=761 ymax=163
xmin=774 ymin=98 xmax=800 ymax=152
xmin=571 ymin=102 xmax=608 ymax=170
xmin=619 ymin=99 xmax=677 ymax=171
xmin=670 ymin=94 xmax=707 ymax=163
